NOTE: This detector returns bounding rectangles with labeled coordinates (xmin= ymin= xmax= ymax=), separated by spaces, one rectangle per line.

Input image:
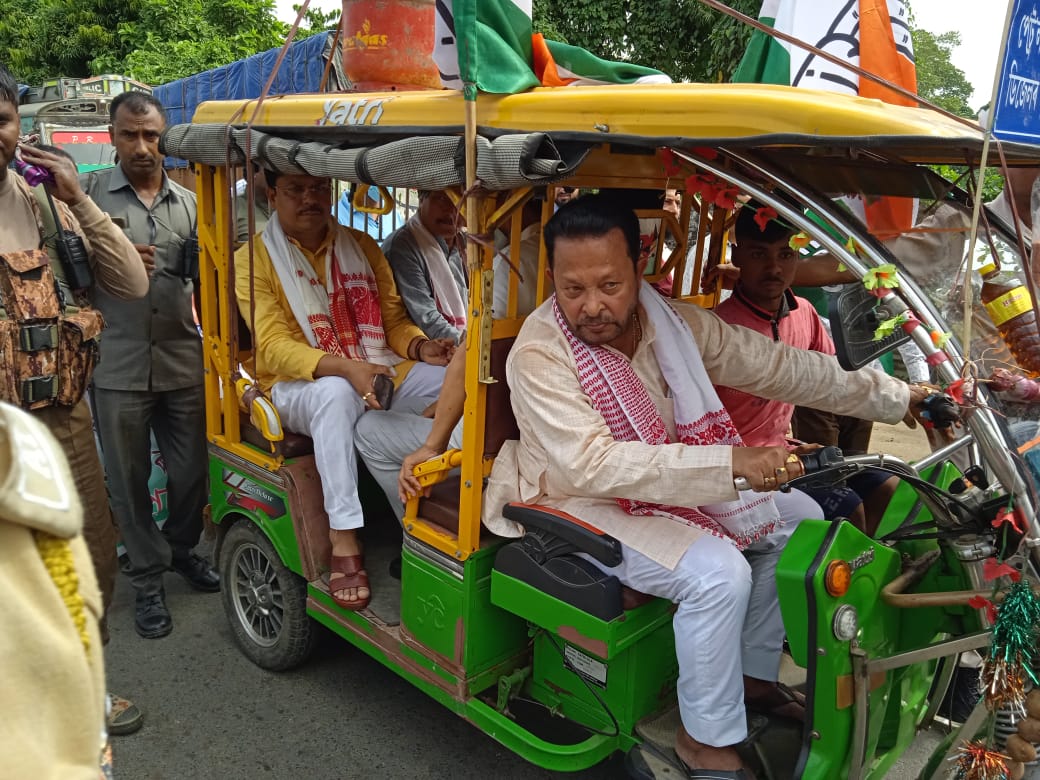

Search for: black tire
xmin=219 ymin=520 xmax=316 ymax=671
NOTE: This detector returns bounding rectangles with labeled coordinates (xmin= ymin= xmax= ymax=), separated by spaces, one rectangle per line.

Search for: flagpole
xmin=961 ymin=0 xmax=1017 ymax=359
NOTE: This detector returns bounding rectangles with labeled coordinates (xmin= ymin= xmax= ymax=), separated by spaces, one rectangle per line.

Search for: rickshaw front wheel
xmin=219 ymin=520 xmax=316 ymax=671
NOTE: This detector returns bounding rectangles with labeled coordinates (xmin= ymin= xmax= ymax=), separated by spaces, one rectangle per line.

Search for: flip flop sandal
xmin=107 ymin=693 xmax=143 ymax=736
xmin=675 ymin=755 xmax=749 ymax=780
xmin=328 ymin=554 xmax=371 ymax=611
xmin=745 ymin=681 xmax=806 ymax=723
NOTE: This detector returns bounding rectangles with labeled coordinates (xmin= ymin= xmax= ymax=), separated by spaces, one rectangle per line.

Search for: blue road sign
xmin=994 ymin=0 xmax=1040 ymax=143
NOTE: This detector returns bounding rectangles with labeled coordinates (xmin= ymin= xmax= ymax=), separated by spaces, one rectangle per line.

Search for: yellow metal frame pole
xmin=456 ymin=94 xmax=486 ymax=559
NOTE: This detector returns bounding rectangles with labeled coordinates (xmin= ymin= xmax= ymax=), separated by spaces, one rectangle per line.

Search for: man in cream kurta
xmin=503 ymin=195 xmax=919 ymax=776
xmin=507 ymin=299 xmax=907 ymax=565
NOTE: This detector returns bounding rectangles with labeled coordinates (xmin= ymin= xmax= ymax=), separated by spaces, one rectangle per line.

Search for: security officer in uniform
xmin=0 ymin=62 xmax=148 ymax=735
xmin=82 ymin=91 xmax=219 ymax=640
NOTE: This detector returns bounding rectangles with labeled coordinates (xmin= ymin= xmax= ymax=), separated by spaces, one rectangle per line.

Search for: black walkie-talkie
xmin=43 ymin=187 xmax=93 ymax=290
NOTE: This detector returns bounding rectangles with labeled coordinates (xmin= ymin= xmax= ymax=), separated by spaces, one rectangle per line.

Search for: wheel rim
xmin=228 ymin=540 xmax=285 ymax=648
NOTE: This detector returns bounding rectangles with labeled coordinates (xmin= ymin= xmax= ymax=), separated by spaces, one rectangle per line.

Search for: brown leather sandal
xmin=328 ymin=554 xmax=371 ymax=611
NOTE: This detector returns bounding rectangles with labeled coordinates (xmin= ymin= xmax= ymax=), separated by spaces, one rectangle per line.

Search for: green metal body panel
xmin=209 ymin=447 xmax=616 ymax=770
xmin=490 ymin=570 xmax=677 ymax=740
xmin=464 ymin=698 xmax=619 ymax=771
xmin=208 ymin=456 xmax=303 ymax=574
xmin=777 ymin=462 xmax=976 ymax=779
xmin=209 ymin=440 xmax=983 ymax=775
xmin=399 ymin=542 xmax=530 ymax=688
xmin=779 ymin=519 xmax=903 ymax=779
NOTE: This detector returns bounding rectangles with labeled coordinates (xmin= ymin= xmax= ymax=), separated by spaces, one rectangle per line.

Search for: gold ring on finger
xmin=775 ymin=466 xmax=787 ymax=476
xmin=764 ymin=476 xmax=776 ymax=486
xmin=786 ymin=453 xmax=800 ymax=464
xmin=363 ymin=392 xmax=374 ymax=401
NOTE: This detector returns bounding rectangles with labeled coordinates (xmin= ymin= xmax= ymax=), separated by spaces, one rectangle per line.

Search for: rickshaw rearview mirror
xmin=828 ymin=283 xmax=910 ymax=371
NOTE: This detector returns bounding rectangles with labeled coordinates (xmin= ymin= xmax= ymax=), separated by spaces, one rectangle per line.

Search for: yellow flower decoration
xmin=789 ymin=232 xmax=811 ymax=251
xmin=863 ymin=264 xmax=900 ymax=291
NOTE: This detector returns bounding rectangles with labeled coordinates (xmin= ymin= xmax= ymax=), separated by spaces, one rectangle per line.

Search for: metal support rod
xmin=865 ymin=632 xmax=992 ymax=674
xmin=848 ymin=645 xmax=870 ymax=780
xmin=918 ymin=654 xmax=960 ymax=729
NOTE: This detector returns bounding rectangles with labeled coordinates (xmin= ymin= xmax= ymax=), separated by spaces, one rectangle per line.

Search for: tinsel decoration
xmin=980 ymin=581 xmax=1040 ymax=715
xmin=991 ymin=582 xmax=1040 ymax=682
xmin=980 ymin=657 xmax=1028 ymax=714
xmin=950 ymin=741 xmax=1011 ymax=780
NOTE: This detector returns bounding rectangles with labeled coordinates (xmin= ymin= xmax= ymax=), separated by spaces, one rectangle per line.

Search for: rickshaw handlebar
xmin=733 ymin=446 xmax=846 ymax=492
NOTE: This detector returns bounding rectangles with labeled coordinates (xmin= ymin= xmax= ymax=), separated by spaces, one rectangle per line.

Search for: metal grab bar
xmin=880 ymin=548 xmax=1020 ymax=608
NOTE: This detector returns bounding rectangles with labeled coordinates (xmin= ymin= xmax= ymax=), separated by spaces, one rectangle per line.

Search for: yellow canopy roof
xmin=189 ymin=82 xmax=1020 ymax=165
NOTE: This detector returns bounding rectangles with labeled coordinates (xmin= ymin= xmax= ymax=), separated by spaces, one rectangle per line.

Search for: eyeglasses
xmin=559 ymin=187 xmax=577 ymax=194
xmin=276 ymin=183 xmax=331 ymax=200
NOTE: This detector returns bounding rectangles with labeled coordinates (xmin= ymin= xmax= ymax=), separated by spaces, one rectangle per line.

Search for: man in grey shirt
xmin=82 ymin=91 xmax=218 ymax=640
xmin=382 ymin=189 xmax=468 ymax=342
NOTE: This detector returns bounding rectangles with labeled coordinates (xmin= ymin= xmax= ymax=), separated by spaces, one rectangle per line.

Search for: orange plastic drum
xmin=341 ymin=0 xmax=442 ymax=90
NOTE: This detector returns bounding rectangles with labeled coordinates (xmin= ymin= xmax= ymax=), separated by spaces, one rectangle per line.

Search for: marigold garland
xmin=34 ymin=530 xmax=90 ymax=654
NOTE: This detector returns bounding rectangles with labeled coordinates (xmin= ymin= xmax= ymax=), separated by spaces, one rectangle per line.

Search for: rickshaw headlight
xmin=824 ymin=559 xmax=852 ymax=597
xmin=832 ymin=604 xmax=859 ymax=642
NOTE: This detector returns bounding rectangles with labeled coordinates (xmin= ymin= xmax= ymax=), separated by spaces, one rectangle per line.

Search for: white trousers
xmin=271 ymin=363 xmax=446 ymax=530
xmin=585 ymin=487 xmax=821 ymax=747
xmin=354 ymin=406 xmax=464 ymax=521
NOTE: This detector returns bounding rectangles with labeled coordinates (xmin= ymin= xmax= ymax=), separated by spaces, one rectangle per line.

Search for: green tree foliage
xmin=286 ymin=4 xmax=340 ymax=40
xmin=0 ymin=0 xmax=289 ymax=85
xmin=911 ymin=29 xmax=1002 ymax=201
xmin=912 ymin=29 xmax=975 ymax=118
xmin=533 ymin=0 xmax=760 ymax=83
xmin=118 ymin=0 xmax=288 ymax=84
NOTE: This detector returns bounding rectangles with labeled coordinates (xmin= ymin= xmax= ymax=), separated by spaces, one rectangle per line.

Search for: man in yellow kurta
xmin=235 ymin=172 xmax=452 ymax=610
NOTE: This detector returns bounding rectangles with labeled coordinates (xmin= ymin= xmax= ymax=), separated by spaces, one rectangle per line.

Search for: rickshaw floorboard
xmin=633 ymin=660 xmax=806 ymax=780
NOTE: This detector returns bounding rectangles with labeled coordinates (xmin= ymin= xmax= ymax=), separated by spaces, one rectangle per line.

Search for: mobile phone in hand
xmin=373 ymin=374 xmax=394 ymax=410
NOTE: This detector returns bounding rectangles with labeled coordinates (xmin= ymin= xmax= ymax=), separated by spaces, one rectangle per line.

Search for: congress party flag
xmin=733 ymin=0 xmax=918 ymax=237
xmin=433 ymin=0 xmax=670 ymax=95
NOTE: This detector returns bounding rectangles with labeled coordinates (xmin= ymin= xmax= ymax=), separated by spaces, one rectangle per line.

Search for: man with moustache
xmin=503 ymin=194 xmax=935 ymax=777
xmin=82 ymin=91 xmax=218 ymax=641
xmin=382 ymin=189 xmax=468 ymax=343
xmin=236 ymin=171 xmax=452 ymax=610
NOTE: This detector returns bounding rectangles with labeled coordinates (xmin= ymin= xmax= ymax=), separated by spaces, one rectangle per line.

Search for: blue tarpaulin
xmin=153 ymin=31 xmax=346 ymax=141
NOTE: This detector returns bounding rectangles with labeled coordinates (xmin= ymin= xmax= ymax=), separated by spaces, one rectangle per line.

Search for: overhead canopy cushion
xmin=159 ymin=124 xmax=589 ymax=190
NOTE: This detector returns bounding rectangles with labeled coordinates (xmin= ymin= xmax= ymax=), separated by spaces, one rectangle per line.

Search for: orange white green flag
xmin=433 ymin=0 xmax=670 ymax=95
xmin=733 ymin=0 xmax=918 ymax=237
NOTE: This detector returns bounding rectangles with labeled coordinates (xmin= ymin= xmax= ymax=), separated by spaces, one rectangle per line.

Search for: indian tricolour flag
xmin=733 ymin=0 xmax=917 ymax=237
xmin=433 ymin=0 xmax=670 ymax=94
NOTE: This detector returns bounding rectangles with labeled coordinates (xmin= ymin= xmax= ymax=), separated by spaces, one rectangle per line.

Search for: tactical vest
xmin=0 ymin=182 xmax=104 ymax=409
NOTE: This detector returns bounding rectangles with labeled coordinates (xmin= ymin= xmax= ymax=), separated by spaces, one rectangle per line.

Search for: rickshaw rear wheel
xmin=220 ymin=520 xmax=315 ymax=671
